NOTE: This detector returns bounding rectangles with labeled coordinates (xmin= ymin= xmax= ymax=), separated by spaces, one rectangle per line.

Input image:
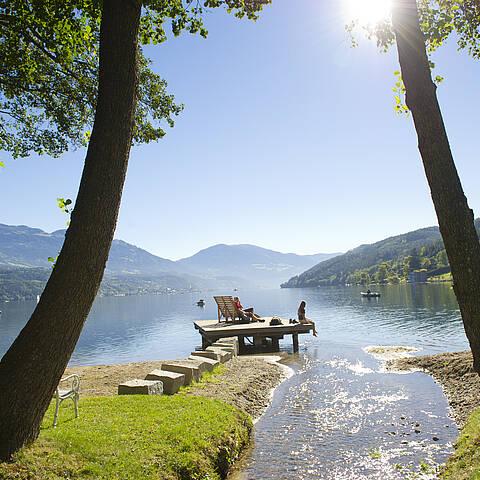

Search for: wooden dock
xmin=193 ymin=317 xmax=313 ymax=353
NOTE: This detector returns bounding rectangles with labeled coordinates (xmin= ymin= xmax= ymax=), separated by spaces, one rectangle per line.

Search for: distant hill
xmin=0 ymin=267 xmax=213 ymax=302
xmin=0 ymin=224 xmax=67 ymax=269
xmin=0 ymin=224 xmax=213 ymax=301
xmin=178 ymin=244 xmax=340 ymax=288
xmin=0 ymin=224 xmax=178 ymax=274
xmin=0 ymin=224 xmax=339 ymax=300
xmin=282 ymin=220 xmax=480 ymax=288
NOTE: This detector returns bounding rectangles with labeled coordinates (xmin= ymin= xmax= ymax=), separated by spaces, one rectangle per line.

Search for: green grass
xmin=0 ymin=393 xmax=252 ymax=480
xmin=440 ymin=409 xmax=480 ymax=480
xmin=428 ymin=272 xmax=453 ymax=282
xmin=180 ymin=364 xmax=226 ymax=393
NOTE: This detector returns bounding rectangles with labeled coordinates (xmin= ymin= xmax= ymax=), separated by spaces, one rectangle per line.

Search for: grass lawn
xmin=440 ymin=409 xmax=480 ymax=480
xmin=0 ymin=391 xmax=252 ymax=479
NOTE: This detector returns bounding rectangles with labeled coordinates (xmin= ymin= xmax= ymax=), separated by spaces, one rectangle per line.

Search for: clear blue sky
xmin=1 ymin=0 xmax=479 ymax=260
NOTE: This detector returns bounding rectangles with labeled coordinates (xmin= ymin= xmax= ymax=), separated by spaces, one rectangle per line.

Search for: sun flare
xmin=344 ymin=0 xmax=392 ymax=26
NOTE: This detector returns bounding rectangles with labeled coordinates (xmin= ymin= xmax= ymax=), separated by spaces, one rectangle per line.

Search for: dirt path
xmin=387 ymin=350 xmax=480 ymax=427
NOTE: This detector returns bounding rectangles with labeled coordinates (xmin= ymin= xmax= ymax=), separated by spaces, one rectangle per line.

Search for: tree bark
xmin=392 ymin=0 xmax=480 ymax=372
xmin=0 ymin=0 xmax=142 ymax=461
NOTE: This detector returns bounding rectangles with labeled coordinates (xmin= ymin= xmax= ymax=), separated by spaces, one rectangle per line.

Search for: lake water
xmin=0 ymin=284 xmax=468 ymax=479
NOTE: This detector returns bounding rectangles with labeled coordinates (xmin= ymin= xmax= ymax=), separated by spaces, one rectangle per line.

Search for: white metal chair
xmin=53 ymin=374 xmax=80 ymax=427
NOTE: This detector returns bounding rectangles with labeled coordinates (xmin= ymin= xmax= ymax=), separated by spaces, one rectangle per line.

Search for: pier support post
xmin=238 ymin=336 xmax=246 ymax=354
xmin=271 ymin=337 xmax=280 ymax=351
xmin=292 ymin=333 xmax=299 ymax=353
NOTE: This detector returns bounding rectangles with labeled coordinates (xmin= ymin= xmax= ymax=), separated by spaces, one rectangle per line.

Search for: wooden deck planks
xmin=193 ymin=317 xmax=313 ymax=353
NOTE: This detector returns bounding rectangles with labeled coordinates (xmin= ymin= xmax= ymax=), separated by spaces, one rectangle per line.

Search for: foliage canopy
xmin=347 ymin=0 xmax=480 ymax=55
xmin=0 ymin=0 xmax=270 ymax=159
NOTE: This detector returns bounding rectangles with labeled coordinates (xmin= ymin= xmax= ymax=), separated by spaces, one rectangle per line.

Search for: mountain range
xmin=0 ymin=223 xmax=340 ymax=300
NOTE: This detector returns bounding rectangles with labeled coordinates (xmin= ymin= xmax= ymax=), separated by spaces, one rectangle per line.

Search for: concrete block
xmin=190 ymin=350 xmax=221 ymax=361
xmin=187 ymin=355 xmax=219 ymax=372
xmin=161 ymin=360 xmax=202 ymax=384
xmin=118 ymin=379 xmax=163 ymax=395
xmin=206 ymin=346 xmax=232 ymax=363
xmin=211 ymin=343 xmax=237 ymax=356
xmin=145 ymin=369 xmax=184 ymax=395
xmin=219 ymin=337 xmax=240 ymax=354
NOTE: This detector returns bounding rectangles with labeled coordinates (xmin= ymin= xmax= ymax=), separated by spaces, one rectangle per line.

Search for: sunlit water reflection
xmin=229 ymin=285 xmax=465 ymax=479
xmin=0 ymin=284 xmax=468 ymax=478
xmin=234 ymin=341 xmax=458 ymax=479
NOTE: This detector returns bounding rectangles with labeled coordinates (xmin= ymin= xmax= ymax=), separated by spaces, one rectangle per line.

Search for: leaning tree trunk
xmin=0 ymin=0 xmax=142 ymax=461
xmin=392 ymin=0 xmax=480 ymax=372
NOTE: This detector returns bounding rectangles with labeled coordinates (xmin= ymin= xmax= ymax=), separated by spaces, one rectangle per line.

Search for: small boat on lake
xmin=197 ymin=299 xmax=206 ymax=307
xmin=361 ymin=291 xmax=381 ymax=298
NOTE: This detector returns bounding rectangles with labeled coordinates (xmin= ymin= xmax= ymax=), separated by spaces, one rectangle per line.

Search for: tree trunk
xmin=392 ymin=0 xmax=480 ymax=372
xmin=0 ymin=0 xmax=142 ymax=461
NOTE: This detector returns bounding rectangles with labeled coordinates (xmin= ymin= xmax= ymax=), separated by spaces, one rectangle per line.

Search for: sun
xmin=344 ymin=0 xmax=392 ymax=26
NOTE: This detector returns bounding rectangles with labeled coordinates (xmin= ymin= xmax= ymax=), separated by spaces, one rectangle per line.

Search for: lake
xmin=0 ymin=284 xmax=468 ymax=479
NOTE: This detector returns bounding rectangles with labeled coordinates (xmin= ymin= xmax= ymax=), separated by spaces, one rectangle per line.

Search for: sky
xmin=1 ymin=0 xmax=479 ymax=260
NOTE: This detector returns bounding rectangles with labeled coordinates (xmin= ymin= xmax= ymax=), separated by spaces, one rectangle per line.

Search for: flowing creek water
xmin=0 ymin=284 xmax=467 ymax=479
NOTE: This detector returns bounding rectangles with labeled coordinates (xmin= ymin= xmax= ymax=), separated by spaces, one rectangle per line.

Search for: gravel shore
xmin=387 ymin=350 xmax=480 ymax=427
xmin=65 ymin=350 xmax=479 ymax=427
xmin=65 ymin=355 xmax=288 ymax=420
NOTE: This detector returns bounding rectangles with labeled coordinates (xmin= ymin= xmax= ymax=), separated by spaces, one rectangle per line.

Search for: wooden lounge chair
xmin=214 ymin=296 xmax=241 ymax=323
xmin=53 ymin=374 xmax=80 ymax=426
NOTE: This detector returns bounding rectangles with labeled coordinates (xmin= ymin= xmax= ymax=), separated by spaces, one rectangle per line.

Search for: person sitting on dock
xmin=298 ymin=300 xmax=318 ymax=337
xmin=234 ymin=297 xmax=261 ymax=322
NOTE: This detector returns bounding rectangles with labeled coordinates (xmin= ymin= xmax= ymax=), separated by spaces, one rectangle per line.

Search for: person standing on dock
xmin=298 ymin=300 xmax=318 ymax=336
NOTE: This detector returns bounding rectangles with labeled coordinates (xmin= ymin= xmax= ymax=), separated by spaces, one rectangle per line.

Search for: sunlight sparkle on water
xmin=344 ymin=0 xmax=392 ymax=26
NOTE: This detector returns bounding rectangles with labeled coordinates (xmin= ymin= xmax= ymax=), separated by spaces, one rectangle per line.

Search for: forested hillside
xmin=282 ymin=220 xmax=480 ymax=288
xmin=0 ymin=267 xmax=212 ymax=302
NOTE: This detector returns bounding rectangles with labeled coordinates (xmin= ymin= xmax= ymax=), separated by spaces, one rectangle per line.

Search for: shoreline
xmin=9 ymin=350 xmax=476 ymax=479
xmin=67 ymin=349 xmax=477 ymax=429
xmin=64 ymin=353 xmax=289 ymax=421
xmin=63 ymin=349 xmax=480 ymax=478
xmin=387 ymin=350 xmax=480 ymax=428
xmin=0 ymin=354 xmax=288 ymax=480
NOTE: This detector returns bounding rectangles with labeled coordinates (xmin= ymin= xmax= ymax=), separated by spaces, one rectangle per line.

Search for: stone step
xmin=205 ymin=346 xmax=232 ymax=362
xmin=161 ymin=360 xmax=202 ymax=384
xmin=214 ymin=338 xmax=239 ymax=355
xmin=145 ymin=370 xmax=184 ymax=395
xmin=211 ymin=343 xmax=237 ymax=356
xmin=187 ymin=355 xmax=219 ymax=372
xmin=219 ymin=337 xmax=240 ymax=353
xmin=118 ymin=379 xmax=163 ymax=395
xmin=190 ymin=350 xmax=221 ymax=361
